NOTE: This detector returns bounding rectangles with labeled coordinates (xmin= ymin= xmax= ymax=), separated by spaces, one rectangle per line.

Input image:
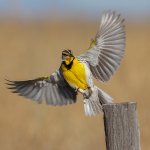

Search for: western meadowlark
xmin=6 ymin=11 xmax=125 ymax=116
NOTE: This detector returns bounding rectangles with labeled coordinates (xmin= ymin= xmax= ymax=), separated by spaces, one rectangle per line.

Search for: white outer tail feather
xmin=84 ymin=86 xmax=113 ymax=116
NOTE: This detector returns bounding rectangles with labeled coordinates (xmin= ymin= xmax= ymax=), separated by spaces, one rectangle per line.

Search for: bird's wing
xmin=79 ymin=11 xmax=125 ymax=82
xmin=6 ymin=70 xmax=77 ymax=105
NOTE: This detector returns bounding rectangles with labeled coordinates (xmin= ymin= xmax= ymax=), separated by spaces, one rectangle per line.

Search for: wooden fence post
xmin=103 ymin=102 xmax=141 ymax=150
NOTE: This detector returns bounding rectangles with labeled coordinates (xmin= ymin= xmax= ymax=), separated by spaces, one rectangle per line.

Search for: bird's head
xmin=62 ymin=49 xmax=75 ymax=65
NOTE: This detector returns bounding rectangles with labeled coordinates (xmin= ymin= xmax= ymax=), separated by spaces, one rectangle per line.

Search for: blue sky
xmin=0 ymin=0 xmax=149 ymax=20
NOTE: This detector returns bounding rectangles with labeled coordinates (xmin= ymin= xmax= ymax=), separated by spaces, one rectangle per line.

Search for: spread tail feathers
xmin=84 ymin=86 xmax=113 ymax=116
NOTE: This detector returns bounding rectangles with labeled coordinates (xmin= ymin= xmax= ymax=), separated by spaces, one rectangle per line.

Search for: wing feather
xmin=58 ymin=86 xmax=68 ymax=105
xmin=99 ymin=61 xmax=112 ymax=79
xmin=6 ymin=70 xmax=77 ymax=106
xmin=27 ymin=87 xmax=40 ymax=99
xmin=79 ymin=11 xmax=125 ymax=82
xmin=45 ymin=85 xmax=53 ymax=105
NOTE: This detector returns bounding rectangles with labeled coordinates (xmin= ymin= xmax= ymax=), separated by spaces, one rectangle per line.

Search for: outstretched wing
xmin=79 ymin=11 xmax=125 ymax=82
xmin=6 ymin=70 xmax=77 ymax=105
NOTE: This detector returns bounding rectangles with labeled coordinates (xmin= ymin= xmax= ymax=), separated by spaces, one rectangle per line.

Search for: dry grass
xmin=0 ymin=20 xmax=150 ymax=150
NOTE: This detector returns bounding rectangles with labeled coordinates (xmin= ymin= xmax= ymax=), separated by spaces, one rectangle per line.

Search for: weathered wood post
xmin=103 ymin=102 xmax=140 ymax=150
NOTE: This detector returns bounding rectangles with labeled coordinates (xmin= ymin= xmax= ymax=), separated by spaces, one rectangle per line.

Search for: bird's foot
xmin=77 ymin=87 xmax=93 ymax=99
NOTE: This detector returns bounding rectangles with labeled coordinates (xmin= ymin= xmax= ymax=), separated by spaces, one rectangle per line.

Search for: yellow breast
xmin=61 ymin=58 xmax=88 ymax=90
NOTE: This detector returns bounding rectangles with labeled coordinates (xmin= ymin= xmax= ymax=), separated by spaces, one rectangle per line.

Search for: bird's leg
xmin=77 ymin=87 xmax=93 ymax=99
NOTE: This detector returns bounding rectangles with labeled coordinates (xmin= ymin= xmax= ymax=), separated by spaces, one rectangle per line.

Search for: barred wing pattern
xmin=6 ymin=70 xmax=77 ymax=105
xmin=79 ymin=11 xmax=125 ymax=82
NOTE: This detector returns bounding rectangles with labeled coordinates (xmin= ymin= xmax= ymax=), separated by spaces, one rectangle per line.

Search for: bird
xmin=6 ymin=11 xmax=125 ymax=116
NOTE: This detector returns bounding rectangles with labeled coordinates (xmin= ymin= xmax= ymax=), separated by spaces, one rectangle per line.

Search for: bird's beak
xmin=65 ymin=57 xmax=71 ymax=65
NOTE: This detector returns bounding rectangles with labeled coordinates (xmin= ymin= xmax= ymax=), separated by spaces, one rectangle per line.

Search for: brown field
xmin=0 ymin=20 xmax=150 ymax=150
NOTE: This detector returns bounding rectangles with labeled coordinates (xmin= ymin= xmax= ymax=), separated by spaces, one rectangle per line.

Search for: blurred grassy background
xmin=0 ymin=0 xmax=150 ymax=150
xmin=0 ymin=19 xmax=150 ymax=150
